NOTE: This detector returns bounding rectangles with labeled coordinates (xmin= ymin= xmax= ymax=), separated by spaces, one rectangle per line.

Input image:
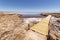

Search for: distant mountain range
xmin=0 ymin=12 xmax=44 ymax=18
xmin=0 ymin=11 xmax=60 ymax=18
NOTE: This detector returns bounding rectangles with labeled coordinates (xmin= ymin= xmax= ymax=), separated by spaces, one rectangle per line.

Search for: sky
xmin=0 ymin=0 xmax=60 ymax=12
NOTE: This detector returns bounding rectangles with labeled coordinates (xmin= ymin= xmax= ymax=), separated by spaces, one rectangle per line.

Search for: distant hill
xmin=41 ymin=13 xmax=60 ymax=18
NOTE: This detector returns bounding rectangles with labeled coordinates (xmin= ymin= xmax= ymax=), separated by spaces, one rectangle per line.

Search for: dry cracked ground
xmin=0 ymin=14 xmax=60 ymax=40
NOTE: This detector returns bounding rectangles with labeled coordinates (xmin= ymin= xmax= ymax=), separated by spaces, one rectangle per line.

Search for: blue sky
xmin=0 ymin=0 xmax=60 ymax=12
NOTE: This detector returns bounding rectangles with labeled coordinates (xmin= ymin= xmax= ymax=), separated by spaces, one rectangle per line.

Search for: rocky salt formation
xmin=0 ymin=14 xmax=24 ymax=40
xmin=23 ymin=18 xmax=42 ymax=29
xmin=49 ymin=17 xmax=60 ymax=40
